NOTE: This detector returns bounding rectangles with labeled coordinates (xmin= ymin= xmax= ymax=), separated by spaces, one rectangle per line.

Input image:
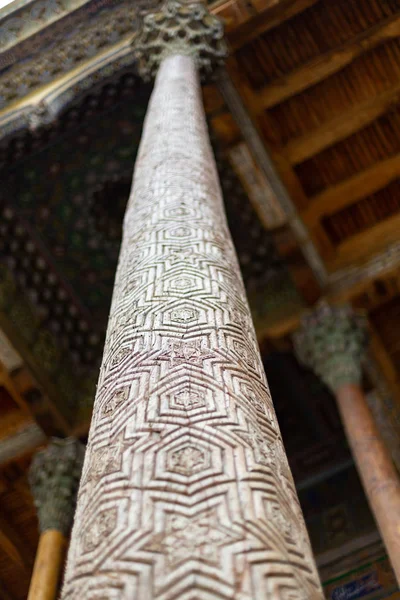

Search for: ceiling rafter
xmin=327 ymin=212 xmax=400 ymax=273
xmin=217 ymin=64 xmax=327 ymax=297
xmin=302 ymin=152 xmax=400 ymax=227
xmin=256 ymin=12 xmax=400 ymax=110
xmin=227 ymin=0 xmax=319 ymax=50
xmin=284 ymin=82 xmax=400 ymax=165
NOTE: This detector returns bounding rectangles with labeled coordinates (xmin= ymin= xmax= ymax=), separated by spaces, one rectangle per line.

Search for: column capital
xmin=293 ymin=303 xmax=369 ymax=393
xmin=29 ymin=438 xmax=85 ymax=536
xmin=134 ymin=0 xmax=227 ymax=81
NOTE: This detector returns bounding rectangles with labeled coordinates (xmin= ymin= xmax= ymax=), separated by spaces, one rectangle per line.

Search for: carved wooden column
xmin=294 ymin=303 xmax=400 ymax=583
xmin=61 ymin=2 xmax=323 ymax=598
xmin=28 ymin=438 xmax=84 ymax=600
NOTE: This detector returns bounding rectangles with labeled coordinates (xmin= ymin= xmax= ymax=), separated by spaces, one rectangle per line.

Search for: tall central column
xmin=62 ymin=2 xmax=323 ymax=598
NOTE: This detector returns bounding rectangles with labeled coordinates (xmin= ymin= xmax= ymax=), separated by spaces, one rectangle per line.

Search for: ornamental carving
xmin=293 ymin=302 xmax=369 ymax=393
xmin=144 ymin=509 xmax=243 ymax=570
xmin=0 ymin=2 xmax=138 ymax=110
xmin=171 ymin=387 xmax=205 ymax=409
xmin=61 ymin=55 xmax=322 ymax=599
xmin=29 ymin=437 xmax=85 ymax=535
xmin=167 ymin=444 xmax=210 ymax=475
xmin=82 ymin=508 xmax=118 ymax=552
xmin=134 ymin=0 xmax=227 ymax=81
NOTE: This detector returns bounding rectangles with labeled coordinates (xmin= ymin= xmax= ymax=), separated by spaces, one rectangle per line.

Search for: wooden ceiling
xmin=2 ymin=0 xmax=400 ymax=596
xmin=211 ymin=0 xmax=400 ymax=291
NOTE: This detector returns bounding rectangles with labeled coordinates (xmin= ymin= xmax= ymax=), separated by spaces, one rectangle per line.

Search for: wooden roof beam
xmin=302 ymin=152 xmax=400 ymax=227
xmin=226 ymin=0 xmax=319 ymax=50
xmin=257 ymin=13 xmax=400 ymax=109
xmin=0 ymin=423 xmax=46 ymax=467
xmin=217 ymin=68 xmax=328 ymax=288
xmin=327 ymin=212 xmax=400 ymax=273
xmin=0 ymin=362 xmax=32 ymax=417
xmin=284 ymin=82 xmax=400 ymax=165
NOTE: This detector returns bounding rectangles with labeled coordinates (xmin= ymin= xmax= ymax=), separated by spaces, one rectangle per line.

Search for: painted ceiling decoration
xmin=0 ymin=0 xmax=241 ymax=139
xmin=0 ymin=0 xmax=165 ymax=138
xmin=0 ymin=66 xmax=289 ymax=427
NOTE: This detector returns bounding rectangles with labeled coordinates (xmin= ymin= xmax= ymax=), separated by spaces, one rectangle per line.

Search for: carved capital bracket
xmin=134 ymin=0 xmax=227 ymax=81
xmin=293 ymin=302 xmax=369 ymax=393
xmin=29 ymin=438 xmax=85 ymax=536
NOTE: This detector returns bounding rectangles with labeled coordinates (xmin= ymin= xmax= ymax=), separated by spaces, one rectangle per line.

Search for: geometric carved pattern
xmin=62 ymin=55 xmax=323 ymax=599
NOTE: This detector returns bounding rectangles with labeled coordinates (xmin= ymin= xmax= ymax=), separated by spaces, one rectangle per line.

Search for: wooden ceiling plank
xmin=326 ymin=212 xmax=400 ymax=273
xmin=227 ymin=0 xmax=319 ymax=50
xmin=284 ymin=82 xmax=400 ymax=165
xmin=257 ymin=13 xmax=400 ymax=109
xmin=255 ymin=251 xmax=400 ymax=339
xmin=302 ymin=152 xmax=400 ymax=227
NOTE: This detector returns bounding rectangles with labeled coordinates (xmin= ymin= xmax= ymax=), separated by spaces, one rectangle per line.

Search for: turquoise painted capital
xmin=293 ymin=303 xmax=369 ymax=393
xmin=29 ymin=437 xmax=85 ymax=536
xmin=134 ymin=0 xmax=227 ymax=81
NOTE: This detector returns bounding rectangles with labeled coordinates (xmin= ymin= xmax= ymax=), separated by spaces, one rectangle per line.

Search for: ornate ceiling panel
xmin=0 ymin=69 xmax=286 ymax=425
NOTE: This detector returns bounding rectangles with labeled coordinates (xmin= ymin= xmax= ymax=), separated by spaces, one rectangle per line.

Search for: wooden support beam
xmin=254 ymin=252 xmax=400 ymax=343
xmin=227 ymin=0 xmax=318 ymax=50
xmin=217 ymin=67 xmax=328 ymax=288
xmin=0 ymin=313 xmax=71 ymax=436
xmin=284 ymin=82 xmax=400 ymax=165
xmin=0 ymin=512 xmax=34 ymax=571
xmin=0 ymin=362 xmax=32 ymax=416
xmin=0 ymin=423 xmax=46 ymax=467
xmin=327 ymin=212 xmax=400 ymax=273
xmin=258 ymin=13 xmax=400 ymax=109
xmin=302 ymin=152 xmax=400 ymax=227
xmin=27 ymin=530 xmax=67 ymax=600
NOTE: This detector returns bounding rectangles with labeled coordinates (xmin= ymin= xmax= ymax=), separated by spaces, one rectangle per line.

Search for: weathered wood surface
xmin=336 ymin=383 xmax=400 ymax=583
xmin=258 ymin=13 xmax=400 ymax=109
xmin=302 ymin=152 xmax=400 ymax=227
xmin=62 ymin=54 xmax=322 ymax=599
xmin=27 ymin=530 xmax=66 ymax=600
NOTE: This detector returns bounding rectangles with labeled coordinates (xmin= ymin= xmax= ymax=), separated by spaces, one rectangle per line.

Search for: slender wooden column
xmin=28 ymin=438 xmax=85 ymax=600
xmin=61 ymin=2 xmax=323 ymax=598
xmin=28 ymin=531 xmax=67 ymax=600
xmin=365 ymin=350 xmax=400 ymax=472
xmin=294 ymin=303 xmax=400 ymax=583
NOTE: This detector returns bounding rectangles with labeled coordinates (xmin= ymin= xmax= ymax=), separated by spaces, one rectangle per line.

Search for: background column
xmin=294 ymin=303 xmax=400 ymax=583
xmin=28 ymin=438 xmax=85 ymax=600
